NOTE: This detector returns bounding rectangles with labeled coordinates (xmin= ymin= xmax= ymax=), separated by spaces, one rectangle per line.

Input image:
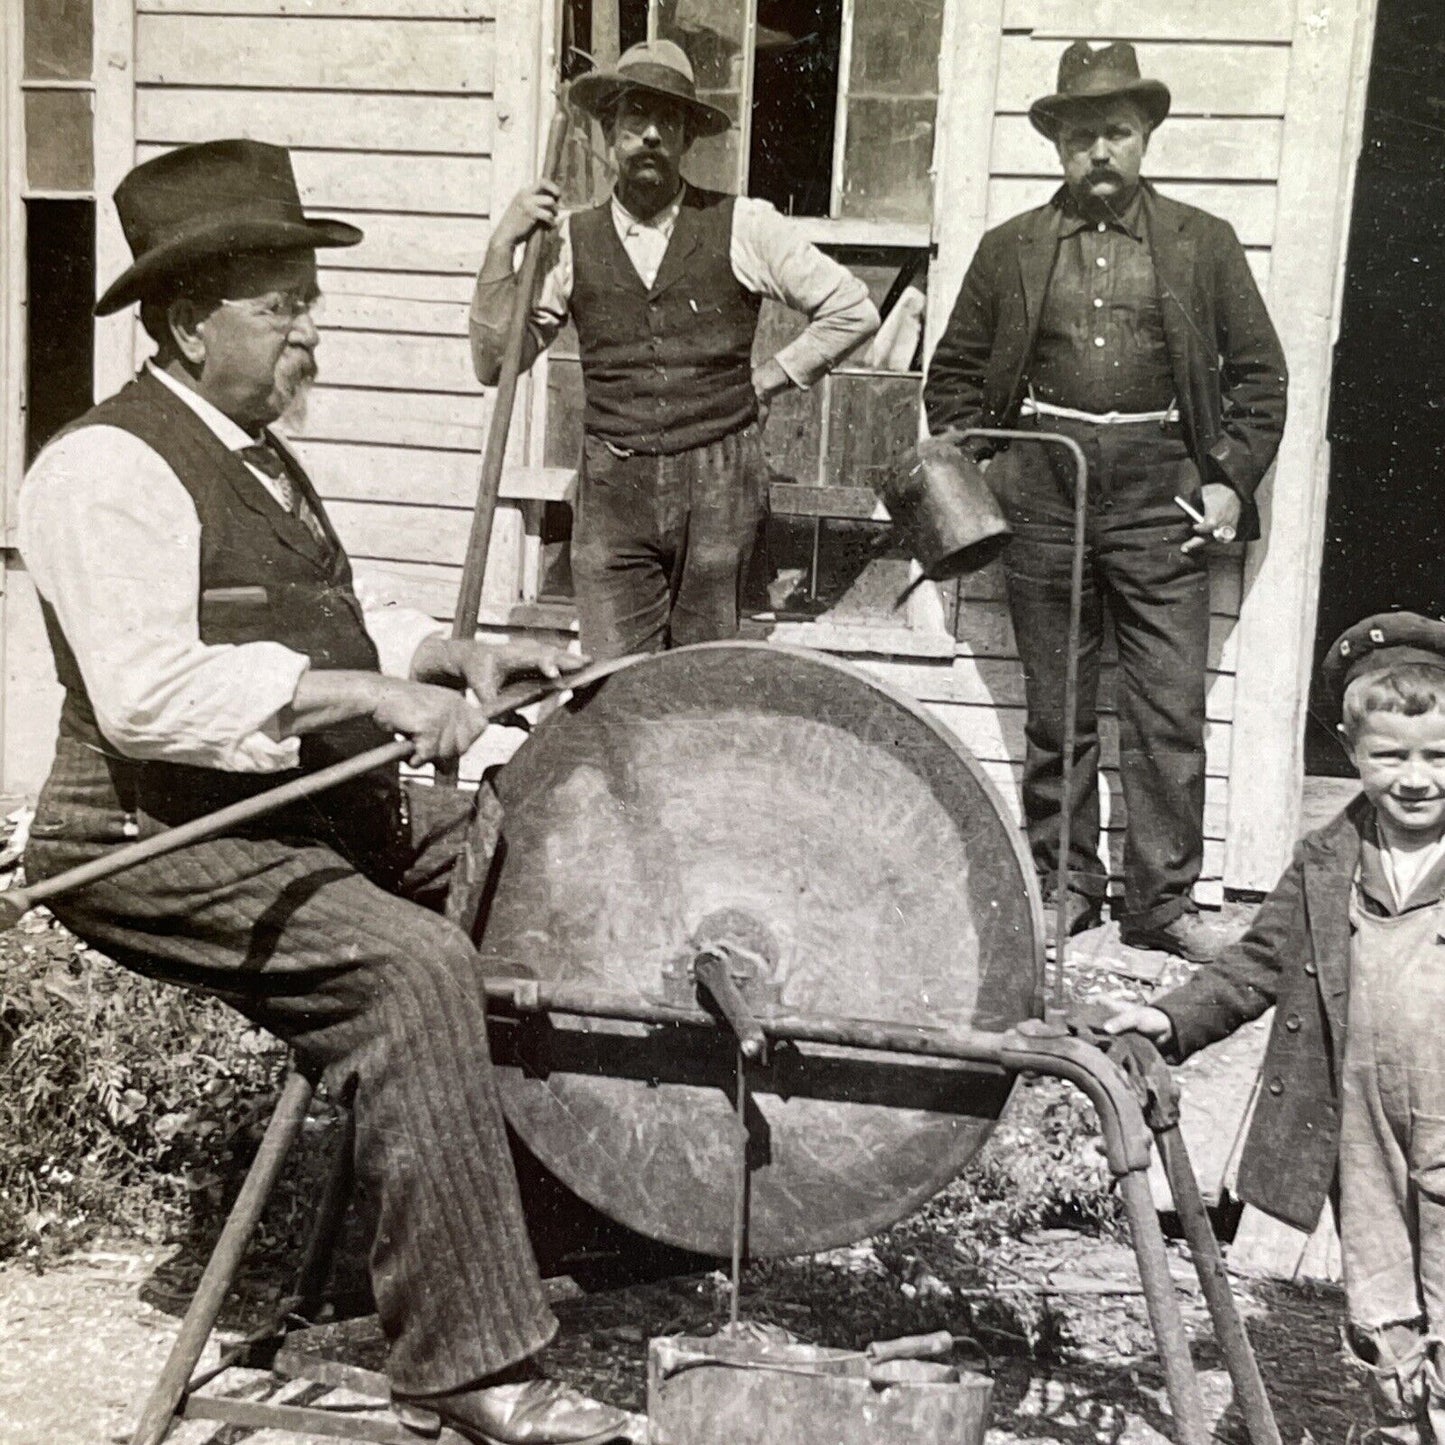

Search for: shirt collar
xmin=610 ymin=184 xmax=685 ymax=238
xmin=1056 ymin=184 xmax=1146 ymax=242
xmin=145 ymin=360 xmax=261 ymax=452
xmin=1358 ymin=811 xmax=1445 ymax=915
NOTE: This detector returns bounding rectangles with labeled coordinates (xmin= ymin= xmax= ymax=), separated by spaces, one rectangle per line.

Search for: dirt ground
xmin=0 ymin=1219 xmax=1365 ymax=1444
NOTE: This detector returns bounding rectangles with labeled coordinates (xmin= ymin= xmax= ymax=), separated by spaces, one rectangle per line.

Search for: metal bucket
xmin=878 ymin=436 xmax=1011 ymax=579
xmin=647 ymin=1334 xmax=993 ymax=1445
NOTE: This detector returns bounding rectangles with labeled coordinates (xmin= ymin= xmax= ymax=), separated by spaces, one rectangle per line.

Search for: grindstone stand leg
xmin=1157 ymin=1123 xmax=1283 ymax=1445
xmin=293 ymin=1106 xmax=357 ymax=1321
xmin=1001 ymin=1026 xmax=1210 ymax=1445
xmin=130 ymin=1068 xmax=315 ymax=1445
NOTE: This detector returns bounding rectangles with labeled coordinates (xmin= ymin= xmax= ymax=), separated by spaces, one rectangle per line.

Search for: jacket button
xmin=1285 ymin=1013 xmax=1301 ymax=1032
xmin=1268 ymin=1076 xmax=1285 ymax=1096
xmin=1304 ymin=961 xmax=1317 ymax=976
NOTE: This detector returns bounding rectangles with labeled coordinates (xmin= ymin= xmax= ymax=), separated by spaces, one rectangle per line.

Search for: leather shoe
xmin=397 ymin=1377 xmax=645 ymax=1445
xmin=1120 ymin=909 xmax=1242 ymax=965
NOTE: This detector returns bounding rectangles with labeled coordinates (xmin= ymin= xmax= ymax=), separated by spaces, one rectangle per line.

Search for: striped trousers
xmin=25 ymin=737 xmax=556 ymax=1395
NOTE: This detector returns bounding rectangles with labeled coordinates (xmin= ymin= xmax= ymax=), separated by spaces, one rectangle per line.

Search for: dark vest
xmin=570 ymin=187 xmax=761 ymax=455
xmin=40 ymin=370 xmax=402 ymax=870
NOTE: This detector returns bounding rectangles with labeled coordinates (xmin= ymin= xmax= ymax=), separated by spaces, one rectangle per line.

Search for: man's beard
xmin=275 ymin=347 xmax=317 ymax=432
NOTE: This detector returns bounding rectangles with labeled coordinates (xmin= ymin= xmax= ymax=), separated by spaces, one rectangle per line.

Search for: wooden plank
xmin=987 ymin=177 xmax=1277 ymax=246
xmin=1000 ymin=0 xmax=1295 ymax=43
xmin=992 ymin=115 xmax=1283 ymax=182
xmin=354 ymin=558 xmax=579 ymax=627
xmin=136 ymin=143 xmax=490 ymax=218
xmin=764 ymin=619 xmax=957 ymax=660
xmin=314 ymin=329 xmax=481 ymax=392
xmin=93 ymin=0 xmax=138 ymax=402
xmin=318 ymin=269 xmax=473 ymax=335
xmin=314 ymin=212 xmax=491 ymax=274
xmin=995 ymin=38 xmax=1290 ymax=118
xmin=333 ymin=500 xmax=525 ymax=597
xmin=140 ymin=0 xmax=491 ymax=15
xmin=136 ymin=14 xmax=492 ymax=92
xmin=923 ymin=0 xmax=1005 ymax=360
xmin=136 ymin=87 xmax=493 ymax=155
xmin=1226 ymin=0 xmax=1380 ymax=893
xmin=296 ymin=386 xmax=487 ymax=451
xmin=295 ymin=435 xmax=571 ymax=504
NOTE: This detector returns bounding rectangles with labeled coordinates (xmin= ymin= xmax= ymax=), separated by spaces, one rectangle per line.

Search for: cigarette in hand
xmin=1173 ymin=495 xmax=1207 ymax=525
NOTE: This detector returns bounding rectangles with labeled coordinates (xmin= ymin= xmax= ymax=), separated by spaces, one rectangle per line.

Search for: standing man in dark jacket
xmin=924 ymin=41 xmax=1287 ymax=962
xmin=471 ymin=40 xmax=877 ymax=660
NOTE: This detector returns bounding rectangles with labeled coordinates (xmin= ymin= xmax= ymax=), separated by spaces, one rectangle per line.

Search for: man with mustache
xmin=19 ymin=140 xmax=638 ymax=1445
xmin=472 ymin=40 xmax=879 ymax=660
xmin=924 ymin=42 xmax=1288 ymax=964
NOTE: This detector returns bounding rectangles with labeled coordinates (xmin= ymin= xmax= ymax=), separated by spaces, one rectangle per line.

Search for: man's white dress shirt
xmin=470 ymin=188 xmax=878 ymax=387
xmin=19 ymin=363 xmax=442 ymax=773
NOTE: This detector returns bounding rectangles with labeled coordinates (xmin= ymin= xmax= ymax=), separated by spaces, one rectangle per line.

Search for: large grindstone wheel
xmin=472 ymin=643 xmax=1043 ymax=1258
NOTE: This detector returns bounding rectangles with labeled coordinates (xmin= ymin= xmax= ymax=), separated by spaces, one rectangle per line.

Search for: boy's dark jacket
xmin=1156 ymin=797 xmax=1371 ymax=1231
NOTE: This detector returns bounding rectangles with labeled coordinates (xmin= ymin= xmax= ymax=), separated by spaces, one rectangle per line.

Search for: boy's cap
xmin=1322 ymin=611 xmax=1445 ymax=707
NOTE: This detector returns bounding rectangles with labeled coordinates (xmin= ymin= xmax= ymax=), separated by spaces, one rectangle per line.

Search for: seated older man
xmin=19 ymin=139 xmax=633 ymax=1445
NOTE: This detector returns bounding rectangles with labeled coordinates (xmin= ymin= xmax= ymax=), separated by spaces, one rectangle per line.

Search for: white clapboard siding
xmin=136 ymin=15 xmax=492 ymax=91
xmin=336 ymin=501 xmax=523 ymax=592
xmin=318 ymin=270 xmax=474 ymax=335
xmin=995 ymin=39 xmax=1291 ymax=117
xmin=313 ymin=330 xmax=482 ymax=392
xmin=992 ymin=116 xmax=1284 ymax=182
xmin=987 ymin=179 xmax=1278 ymax=247
xmin=298 ymin=386 xmax=489 ymax=451
xmin=301 ymin=439 xmax=569 ymax=505
xmin=137 ymin=89 xmax=493 ymax=155
xmin=306 ymin=212 xmax=490 ymax=273
xmin=1000 ymin=0 xmax=1296 ymax=43
xmin=140 ymin=0 xmax=491 ymax=15
xmin=136 ymin=145 xmax=491 ymax=218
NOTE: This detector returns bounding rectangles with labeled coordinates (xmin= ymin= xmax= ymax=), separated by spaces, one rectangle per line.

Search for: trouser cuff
xmin=1118 ymin=895 xmax=1194 ymax=932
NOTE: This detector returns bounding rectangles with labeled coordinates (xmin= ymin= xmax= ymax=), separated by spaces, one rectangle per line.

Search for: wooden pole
xmin=450 ymin=105 xmax=573 ymax=649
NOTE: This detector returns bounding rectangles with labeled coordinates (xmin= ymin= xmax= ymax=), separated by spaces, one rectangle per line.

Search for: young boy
xmin=1106 ymin=612 xmax=1445 ymax=1443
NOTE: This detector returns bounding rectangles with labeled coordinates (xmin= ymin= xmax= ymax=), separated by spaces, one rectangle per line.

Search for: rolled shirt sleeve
xmin=729 ymin=196 xmax=880 ymax=387
xmin=19 ymin=426 xmax=311 ymax=772
xmin=355 ymin=583 xmax=447 ymax=679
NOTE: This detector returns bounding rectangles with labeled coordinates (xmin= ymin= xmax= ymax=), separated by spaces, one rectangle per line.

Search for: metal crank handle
xmin=0 ymin=662 xmax=615 ymax=932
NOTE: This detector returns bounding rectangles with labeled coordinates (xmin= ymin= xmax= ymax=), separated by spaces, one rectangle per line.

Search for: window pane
xmin=839 ymin=97 xmax=936 ymax=223
xmin=26 ymin=200 xmax=96 ymax=463
xmin=25 ymin=90 xmax=95 ymax=193
xmin=24 ymin=0 xmax=93 ymax=81
xmin=657 ymin=0 xmax=746 ymax=192
xmin=849 ymin=0 xmax=943 ymax=94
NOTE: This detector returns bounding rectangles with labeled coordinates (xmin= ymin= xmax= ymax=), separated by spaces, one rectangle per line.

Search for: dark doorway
xmin=1308 ymin=0 xmax=1445 ymax=772
xmin=25 ymin=199 xmax=95 ymax=464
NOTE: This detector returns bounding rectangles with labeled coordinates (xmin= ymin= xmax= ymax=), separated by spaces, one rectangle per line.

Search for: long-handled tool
xmin=437 ymin=101 xmax=573 ymax=786
xmin=0 ymin=663 xmax=616 ymax=932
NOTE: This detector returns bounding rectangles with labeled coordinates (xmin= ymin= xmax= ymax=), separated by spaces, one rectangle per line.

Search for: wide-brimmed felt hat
xmin=1321 ymin=612 xmax=1445 ymax=715
xmin=96 ymin=139 xmax=362 ymax=317
xmin=1029 ymin=41 xmax=1172 ymax=141
xmin=570 ymin=39 xmax=732 ymax=139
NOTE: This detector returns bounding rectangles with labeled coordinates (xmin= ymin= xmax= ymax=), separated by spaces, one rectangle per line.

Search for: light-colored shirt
xmin=19 ymin=362 xmax=442 ymax=773
xmin=470 ymin=187 xmax=879 ymax=389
